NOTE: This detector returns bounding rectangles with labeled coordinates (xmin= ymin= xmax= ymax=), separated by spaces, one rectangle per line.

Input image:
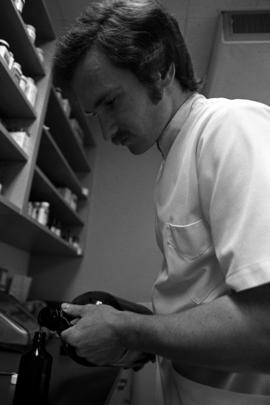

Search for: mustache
xmin=112 ymin=129 xmax=133 ymax=145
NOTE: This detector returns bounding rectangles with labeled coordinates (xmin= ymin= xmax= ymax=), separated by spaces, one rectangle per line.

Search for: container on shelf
xmin=25 ymin=77 xmax=38 ymax=107
xmin=25 ymin=24 xmax=36 ymax=45
xmin=12 ymin=61 xmax=23 ymax=85
xmin=8 ymin=52 xmax=15 ymax=71
xmin=31 ymin=202 xmax=41 ymax=221
xmin=9 ymin=129 xmax=30 ymax=153
xmin=70 ymin=193 xmax=78 ymax=211
xmin=19 ymin=75 xmax=28 ymax=92
xmin=70 ymin=118 xmax=84 ymax=145
xmin=55 ymin=87 xmax=63 ymax=100
xmin=13 ymin=0 xmax=25 ymax=14
xmin=81 ymin=187 xmax=89 ymax=198
xmin=36 ymin=47 xmax=44 ymax=64
xmin=50 ymin=219 xmax=61 ymax=237
xmin=62 ymin=98 xmax=71 ymax=117
xmin=27 ymin=201 xmax=33 ymax=217
xmin=0 ymin=39 xmax=12 ymax=68
xmin=36 ymin=201 xmax=50 ymax=226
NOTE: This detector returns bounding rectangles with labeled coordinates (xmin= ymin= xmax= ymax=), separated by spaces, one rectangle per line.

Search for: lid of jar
xmin=13 ymin=61 xmax=22 ymax=71
xmin=41 ymin=201 xmax=50 ymax=207
xmin=25 ymin=24 xmax=36 ymax=32
xmin=26 ymin=76 xmax=35 ymax=84
xmin=0 ymin=39 xmax=10 ymax=48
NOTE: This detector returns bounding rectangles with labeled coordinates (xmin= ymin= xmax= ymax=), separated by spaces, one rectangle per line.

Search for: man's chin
xmin=127 ymin=143 xmax=150 ymax=155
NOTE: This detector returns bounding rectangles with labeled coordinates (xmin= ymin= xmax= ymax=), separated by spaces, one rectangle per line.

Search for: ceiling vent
xmin=231 ymin=12 xmax=270 ymax=34
xmin=223 ymin=11 xmax=270 ymax=40
xmin=203 ymin=10 xmax=270 ymax=105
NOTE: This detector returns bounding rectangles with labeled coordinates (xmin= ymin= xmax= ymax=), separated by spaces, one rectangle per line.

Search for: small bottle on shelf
xmin=19 ymin=74 xmax=28 ymax=92
xmin=36 ymin=47 xmax=45 ymax=64
xmin=0 ymin=39 xmax=12 ymax=68
xmin=12 ymin=331 xmax=53 ymax=405
xmin=25 ymin=77 xmax=38 ymax=107
xmin=11 ymin=61 xmax=23 ymax=85
xmin=25 ymin=24 xmax=36 ymax=45
xmin=9 ymin=128 xmax=30 ymax=154
xmin=12 ymin=0 xmax=25 ymax=14
xmin=37 ymin=201 xmax=50 ymax=226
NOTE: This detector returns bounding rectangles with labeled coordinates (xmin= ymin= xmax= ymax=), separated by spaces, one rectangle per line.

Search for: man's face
xmin=73 ymin=47 xmax=169 ymax=154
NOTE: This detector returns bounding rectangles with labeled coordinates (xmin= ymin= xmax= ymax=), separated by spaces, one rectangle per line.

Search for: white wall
xmin=0 ymin=242 xmax=29 ymax=276
xmin=30 ymin=121 xmax=162 ymax=303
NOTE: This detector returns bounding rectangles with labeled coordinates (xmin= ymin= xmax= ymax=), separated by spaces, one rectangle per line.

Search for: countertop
xmin=0 ymin=336 xmax=120 ymax=405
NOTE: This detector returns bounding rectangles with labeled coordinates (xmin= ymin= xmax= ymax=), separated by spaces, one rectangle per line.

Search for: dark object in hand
xmin=38 ymin=291 xmax=155 ymax=368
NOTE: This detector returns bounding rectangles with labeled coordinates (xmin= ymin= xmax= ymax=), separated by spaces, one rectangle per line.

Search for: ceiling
xmin=44 ymin=0 xmax=270 ymax=84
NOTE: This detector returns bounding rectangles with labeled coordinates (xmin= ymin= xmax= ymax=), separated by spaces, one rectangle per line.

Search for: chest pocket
xmin=167 ymin=219 xmax=212 ymax=261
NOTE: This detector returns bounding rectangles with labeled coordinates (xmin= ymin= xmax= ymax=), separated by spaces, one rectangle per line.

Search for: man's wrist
xmin=113 ymin=310 xmax=145 ymax=351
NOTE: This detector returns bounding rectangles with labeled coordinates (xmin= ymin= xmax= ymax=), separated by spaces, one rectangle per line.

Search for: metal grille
xmin=231 ymin=12 xmax=270 ymax=34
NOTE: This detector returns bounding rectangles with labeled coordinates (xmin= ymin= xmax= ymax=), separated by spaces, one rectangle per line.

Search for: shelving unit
xmin=37 ymin=126 xmax=84 ymax=199
xmin=0 ymin=194 xmax=80 ymax=255
xmin=0 ymin=0 xmax=95 ymax=257
xmin=0 ymin=120 xmax=28 ymax=161
xmin=0 ymin=0 xmax=47 ymax=77
xmin=45 ymin=88 xmax=91 ymax=173
xmin=31 ymin=167 xmax=84 ymax=227
xmin=0 ymin=56 xmax=36 ymax=118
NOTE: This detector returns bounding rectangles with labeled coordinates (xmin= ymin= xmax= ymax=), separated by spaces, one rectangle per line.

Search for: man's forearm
xmin=117 ymin=284 xmax=270 ymax=373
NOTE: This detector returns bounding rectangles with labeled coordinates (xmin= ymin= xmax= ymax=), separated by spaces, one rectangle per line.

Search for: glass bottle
xmin=13 ymin=331 xmax=52 ymax=405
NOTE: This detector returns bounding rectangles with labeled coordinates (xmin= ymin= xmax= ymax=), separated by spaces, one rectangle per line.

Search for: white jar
xmin=35 ymin=47 xmax=44 ymax=64
xmin=13 ymin=0 xmax=25 ymax=13
xmin=8 ymin=52 xmax=14 ymax=71
xmin=0 ymin=39 xmax=12 ymax=67
xmin=19 ymin=75 xmax=27 ymax=92
xmin=37 ymin=202 xmax=50 ymax=226
xmin=25 ymin=77 xmax=37 ymax=107
xmin=25 ymin=24 xmax=36 ymax=45
xmin=9 ymin=129 xmax=29 ymax=152
xmin=12 ymin=61 xmax=23 ymax=85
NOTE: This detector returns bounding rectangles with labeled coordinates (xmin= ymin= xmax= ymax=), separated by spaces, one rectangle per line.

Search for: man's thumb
xmin=61 ymin=302 xmax=83 ymax=316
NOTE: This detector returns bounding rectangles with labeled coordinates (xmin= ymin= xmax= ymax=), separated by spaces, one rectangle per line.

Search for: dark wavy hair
xmin=54 ymin=0 xmax=201 ymax=94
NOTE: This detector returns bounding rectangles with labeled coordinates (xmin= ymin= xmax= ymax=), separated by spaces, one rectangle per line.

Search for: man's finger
xmin=61 ymin=302 xmax=84 ymax=316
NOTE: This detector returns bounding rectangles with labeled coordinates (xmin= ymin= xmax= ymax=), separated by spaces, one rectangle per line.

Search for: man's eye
xmin=105 ymin=97 xmax=117 ymax=107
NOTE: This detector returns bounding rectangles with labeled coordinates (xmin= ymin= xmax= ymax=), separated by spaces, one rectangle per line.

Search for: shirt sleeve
xmin=197 ymin=99 xmax=270 ymax=292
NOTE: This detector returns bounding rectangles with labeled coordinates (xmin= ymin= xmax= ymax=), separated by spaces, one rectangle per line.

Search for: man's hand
xmin=60 ymin=302 xmax=127 ymax=366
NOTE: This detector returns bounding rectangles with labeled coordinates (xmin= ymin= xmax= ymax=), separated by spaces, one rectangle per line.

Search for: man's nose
xmin=97 ymin=113 xmax=117 ymax=141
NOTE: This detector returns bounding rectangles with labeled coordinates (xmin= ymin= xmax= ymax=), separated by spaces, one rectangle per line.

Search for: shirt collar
xmin=157 ymin=92 xmax=203 ymax=159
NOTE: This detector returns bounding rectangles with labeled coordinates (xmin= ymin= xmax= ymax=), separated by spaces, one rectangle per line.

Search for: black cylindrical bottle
xmin=13 ymin=331 xmax=52 ymax=405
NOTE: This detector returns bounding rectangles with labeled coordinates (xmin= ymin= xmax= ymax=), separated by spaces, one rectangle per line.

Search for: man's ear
xmin=149 ymin=63 xmax=176 ymax=103
xmin=160 ymin=63 xmax=175 ymax=88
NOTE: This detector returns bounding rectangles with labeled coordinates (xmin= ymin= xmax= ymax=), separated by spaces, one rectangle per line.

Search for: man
xmin=54 ymin=0 xmax=270 ymax=403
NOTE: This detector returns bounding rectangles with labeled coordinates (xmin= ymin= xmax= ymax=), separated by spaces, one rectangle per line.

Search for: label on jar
xmin=0 ymin=41 xmax=11 ymax=67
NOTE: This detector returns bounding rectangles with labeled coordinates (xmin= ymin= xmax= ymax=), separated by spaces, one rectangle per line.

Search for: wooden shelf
xmin=0 ymin=0 xmax=93 ymax=259
xmin=31 ymin=167 xmax=84 ymax=227
xmin=0 ymin=57 xmax=36 ymax=119
xmin=0 ymin=120 xmax=28 ymax=161
xmin=22 ymin=0 xmax=56 ymax=42
xmin=0 ymin=194 xmax=80 ymax=256
xmin=67 ymin=88 xmax=96 ymax=147
xmin=46 ymin=88 xmax=91 ymax=173
xmin=37 ymin=127 xmax=84 ymax=198
xmin=0 ymin=0 xmax=46 ymax=77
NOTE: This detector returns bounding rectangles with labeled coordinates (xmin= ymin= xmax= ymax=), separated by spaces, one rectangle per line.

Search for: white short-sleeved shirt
xmin=152 ymin=93 xmax=270 ymax=403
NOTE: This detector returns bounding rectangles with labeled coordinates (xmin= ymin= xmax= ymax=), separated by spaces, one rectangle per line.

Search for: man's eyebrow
xmin=85 ymin=86 xmax=122 ymax=115
xmin=85 ymin=92 xmax=108 ymax=115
